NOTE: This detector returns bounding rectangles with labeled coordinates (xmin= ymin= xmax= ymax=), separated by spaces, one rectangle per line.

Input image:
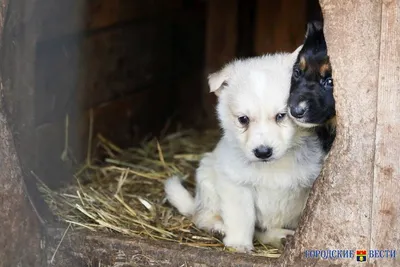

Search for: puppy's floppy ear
xmin=305 ymin=21 xmax=323 ymax=38
xmin=289 ymin=45 xmax=303 ymax=64
xmin=292 ymin=45 xmax=303 ymax=57
xmin=304 ymin=20 xmax=327 ymax=51
xmin=208 ymin=65 xmax=231 ymax=96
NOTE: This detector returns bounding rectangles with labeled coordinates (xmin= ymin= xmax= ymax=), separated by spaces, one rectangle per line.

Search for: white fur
xmin=164 ymin=176 xmax=195 ymax=216
xmin=164 ymin=46 xmax=324 ymax=252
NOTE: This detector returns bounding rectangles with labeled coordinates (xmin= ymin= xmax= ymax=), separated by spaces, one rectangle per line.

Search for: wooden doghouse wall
xmin=32 ymin=0 xmax=207 ymax=189
xmin=0 ymin=0 xmax=322 ymax=235
xmin=2 ymin=0 xmax=400 ymax=266
xmin=9 ymin=0 xmax=321 ymax=193
xmin=0 ymin=0 xmax=322 ymax=264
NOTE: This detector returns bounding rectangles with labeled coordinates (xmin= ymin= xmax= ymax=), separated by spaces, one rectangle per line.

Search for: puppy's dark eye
xmin=293 ymin=68 xmax=303 ymax=79
xmin=321 ymin=77 xmax=334 ymax=90
xmin=325 ymin=78 xmax=333 ymax=86
xmin=275 ymin=113 xmax=286 ymax=122
xmin=238 ymin=116 xmax=250 ymax=126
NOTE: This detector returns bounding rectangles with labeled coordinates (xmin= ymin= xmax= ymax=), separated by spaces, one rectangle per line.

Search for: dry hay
xmin=40 ymin=126 xmax=281 ymax=258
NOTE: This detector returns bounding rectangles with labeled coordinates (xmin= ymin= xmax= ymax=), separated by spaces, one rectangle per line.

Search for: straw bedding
xmin=40 ymin=126 xmax=280 ymax=258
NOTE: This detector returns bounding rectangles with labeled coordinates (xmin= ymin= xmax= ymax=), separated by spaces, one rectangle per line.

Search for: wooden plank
xmin=0 ymin=94 xmax=42 ymax=267
xmin=47 ymin=230 xmax=278 ymax=267
xmin=37 ymin=0 xmax=183 ymax=40
xmin=203 ymin=0 xmax=238 ymax=126
xmin=1 ymin=0 xmax=57 ymax=225
xmin=35 ymin=20 xmax=174 ymax=126
xmin=254 ymin=0 xmax=307 ymax=55
xmin=281 ymin=0 xmax=383 ymax=265
xmin=172 ymin=5 xmax=206 ymax=127
xmin=370 ymin=1 xmax=400 ymax=265
xmin=0 ymin=2 xmax=42 ymax=265
xmin=204 ymin=0 xmax=238 ymax=75
xmin=86 ymin=0 xmax=183 ymax=30
xmin=254 ymin=0 xmax=280 ymax=54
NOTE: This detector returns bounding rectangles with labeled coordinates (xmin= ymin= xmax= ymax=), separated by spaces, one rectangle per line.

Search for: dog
xmin=164 ymin=47 xmax=325 ymax=252
xmin=288 ymin=21 xmax=336 ymax=154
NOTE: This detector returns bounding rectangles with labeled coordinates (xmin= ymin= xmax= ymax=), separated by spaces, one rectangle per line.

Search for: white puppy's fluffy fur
xmin=164 ymin=47 xmax=324 ymax=252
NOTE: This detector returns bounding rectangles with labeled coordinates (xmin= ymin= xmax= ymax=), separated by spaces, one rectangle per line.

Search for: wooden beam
xmin=37 ymin=0 xmax=183 ymax=41
xmin=1 ymin=0 xmax=55 ymax=224
xmin=281 ymin=0 xmax=383 ymax=265
xmin=203 ymin=0 xmax=238 ymax=126
xmin=0 ymin=100 xmax=42 ymax=267
xmin=47 ymin=230 xmax=278 ymax=267
xmin=35 ymin=20 xmax=174 ymax=126
xmin=370 ymin=1 xmax=400 ymax=265
xmin=0 ymin=1 xmax=42 ymax=260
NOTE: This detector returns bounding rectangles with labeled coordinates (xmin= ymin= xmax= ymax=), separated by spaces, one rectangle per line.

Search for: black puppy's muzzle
xmin=290 ymin=105 xmax=307 ymax=118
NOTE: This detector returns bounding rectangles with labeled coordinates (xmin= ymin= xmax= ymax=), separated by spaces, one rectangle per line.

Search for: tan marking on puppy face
xmin=327 ymin=115 xmax=337 ymax=128
xmin=319 ymin=63 xmax=331 ymax=77
xmin=299 ymin=56 xmax=307 ymax=71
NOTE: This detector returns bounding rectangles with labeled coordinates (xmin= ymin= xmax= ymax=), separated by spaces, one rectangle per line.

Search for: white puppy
xmin=164 ymin=47 xmax=324 ymax=252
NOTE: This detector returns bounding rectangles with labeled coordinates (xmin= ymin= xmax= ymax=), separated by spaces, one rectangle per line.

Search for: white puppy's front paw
xmin=211 ymin=217 xmax=225 ymax=234
xmin=210 ymin=223 xmax=225 ymax=237
xmin=194 ymin=214 xmax=226 ymax=237
xmin=223 ymin=236 xmax=254 ymax=253
xmin=256 ymin=228 xmax=295 ymax=249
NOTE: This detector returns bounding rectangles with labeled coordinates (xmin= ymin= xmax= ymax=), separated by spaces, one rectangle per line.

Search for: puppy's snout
xmin=253 ymin=146 xmax=273 ymax=160
xmin=290 ymin=104 xmax=307 ymax=118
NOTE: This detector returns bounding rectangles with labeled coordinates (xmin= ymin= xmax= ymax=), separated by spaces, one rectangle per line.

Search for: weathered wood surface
xmin=47 ymin=229 xmax=278 ymax=267
xmin=35 ymin=21 xmax=174 ymax=127
xmin=47 ymin=0 xmax=400 ymax=266
xmin=281 ymin=0 xmax=398 ymax=266
xmin=0 ymin=107 xmax=43 ymax=267
xmin=0 ymin=0 xmax=43 ymax=252
xmin=370 ymin=0 xmax=400 ymax=266
xmin=1 ymin=0 xmax=399 ymax=266
xmin=254 ymin=0 xmax=307 ymax=55
xmin=0 ymin=1 xmax=44 ymax=265
xmin=1 ymin=0 xmax=56 ymax=222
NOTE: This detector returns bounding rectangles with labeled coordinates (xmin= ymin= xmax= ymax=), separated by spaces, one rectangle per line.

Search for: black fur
xmin=288 ymin=21 xmax=336 ymax=153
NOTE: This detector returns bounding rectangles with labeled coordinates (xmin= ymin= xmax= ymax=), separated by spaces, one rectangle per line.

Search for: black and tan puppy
xmin=288 ymin=21 xmax=336 ymax=153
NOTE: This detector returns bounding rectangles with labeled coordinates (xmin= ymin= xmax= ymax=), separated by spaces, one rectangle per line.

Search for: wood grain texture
xmin=0 ymin=2 xmax=43 ymax=264
xmin=281 ymin=0 xmax=383 ymax=266
xmin=1 ymin=0 xmax=56 ymax=224
xmin=254 ymin=0 xmax=307 ymax=55
xmin=35 ymin=20 xmax=174 ymax=126
xmin=370 ymin=1 xmax=400 ymax=266
xmin=0 ymin=99 xmax=42 ymax=266
xmin=3 ymin=0 xmax=400 ymax=266
xmin=203 ymin=0 xmax=238 ymax=126
xmin=47 ymin=230 xmax=279 ymax=267
xmin=37 ymin=0 xmax=183 ymax=40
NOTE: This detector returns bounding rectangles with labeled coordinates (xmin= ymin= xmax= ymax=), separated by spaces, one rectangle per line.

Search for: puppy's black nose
xmin=290 ymin=105 xmax=307 ymax=118
xmin=254 ymin=146 xmax=273 ymax=160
